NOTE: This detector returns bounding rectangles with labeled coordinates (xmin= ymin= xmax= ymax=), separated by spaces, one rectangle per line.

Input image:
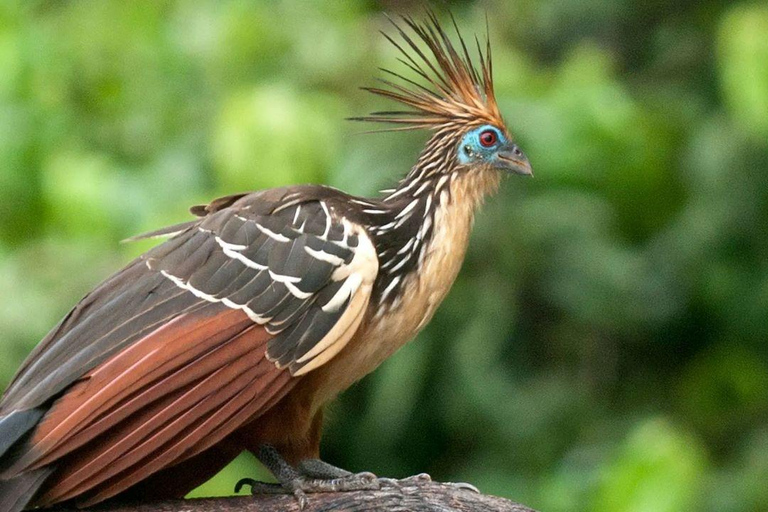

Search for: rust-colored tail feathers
xmin=2 ymin=305 xmax=294 ymax=507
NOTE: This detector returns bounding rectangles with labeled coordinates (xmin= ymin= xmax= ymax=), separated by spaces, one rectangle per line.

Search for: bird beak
xmin=497 ymin=145 xmax=533 ymax=177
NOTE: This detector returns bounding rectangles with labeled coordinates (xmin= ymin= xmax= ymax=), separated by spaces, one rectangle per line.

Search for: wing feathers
xmin=294 ymin=290 xmax=370 ymax=375
xmin=78 ymin=368 xmax=294 ymax=506
xmin=45 ymin=346 xmax=259 ymax=502
xmin=25 ymin=308 xmax=291 ymax=506
xmin=149 ymin=199 xmax=378 ymax=378
xmin=0 ymin=409 xmax=44 ymax=459
xmin=50 ymin=324 xmax=250 ymax=461
xmin=3 ymin=271 xmax=200 ymax=412
xmin=0 ymin=186 xmax=381 ymax=509
xmin=25 ymin=307 xmax=252 ymax=468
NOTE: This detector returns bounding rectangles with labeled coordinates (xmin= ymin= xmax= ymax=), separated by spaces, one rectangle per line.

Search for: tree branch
xmin=64 ymin=482 xmax=538 ymax=512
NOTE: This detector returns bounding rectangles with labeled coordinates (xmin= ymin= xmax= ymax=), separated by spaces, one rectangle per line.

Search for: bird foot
xmin=376 ymin=473 xmax=478 ymax=492
xmin=376 ymin=472 xmax=432 ymax=488
xmin=238 ymin=445 xmax=474 ymax=509
xmin=236 ymin=445 xmax=384 ymax=509
xmin=236 ymin=472 xmax=380 ymax=509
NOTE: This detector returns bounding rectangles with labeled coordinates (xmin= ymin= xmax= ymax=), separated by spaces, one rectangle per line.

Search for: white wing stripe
xmin=304 ymin=246 xmax=346 ymax=266
xmin=285 ymin=281 xmax=313 ymax=300
xmin=160 ymin=270 xmax=269 ymax=324
xmin=269 ymin=270 xmax=302 ymax=284
xmin=322 ymin=273 xmax=362 ymax=313
xmin=215 ymin=236 xmax=247 ymax=251
xmin=292 ymin=204 xmax=302 ymax=225
xmin=255 ymin=223 xmax=290 ymax=242
xmin=222 ymin=246 xmax=267 ymax=270
xmin=293 ymin=220 xmax=378 ymax=373
xmin=320 ymin=201 xmax=332 ymax=239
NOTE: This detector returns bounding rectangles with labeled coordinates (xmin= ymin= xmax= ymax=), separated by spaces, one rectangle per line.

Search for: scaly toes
xmin=296 ymin=458 xmax=353 ymax=479
xmin=292 ymin=471 xmax=380 ymax=493
xmin=378 ymin=472 xmax=432 ymax=488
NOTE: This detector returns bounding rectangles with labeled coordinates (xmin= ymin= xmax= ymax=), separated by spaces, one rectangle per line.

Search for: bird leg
xmin=296 ymin=458 xmax=354 ymax=479
xmin=236 ymin=445 xmax=382 ymax=508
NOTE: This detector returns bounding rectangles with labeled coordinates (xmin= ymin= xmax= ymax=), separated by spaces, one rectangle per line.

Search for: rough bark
xmin=60 ymin=482 xmax=537 ymax=512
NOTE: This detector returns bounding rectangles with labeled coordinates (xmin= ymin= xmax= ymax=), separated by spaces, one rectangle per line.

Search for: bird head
xmin=353 ymin=12 xmax=532 ymax=179
xmin=458 ymin=124 xmax=532 ymax=176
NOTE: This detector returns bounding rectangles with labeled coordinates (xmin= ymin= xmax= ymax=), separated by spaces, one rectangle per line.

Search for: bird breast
xmin=308 ymin=173 xmax=494 ymax=407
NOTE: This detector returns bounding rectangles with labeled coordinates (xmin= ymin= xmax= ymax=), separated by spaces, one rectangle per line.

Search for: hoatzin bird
xmin=0 ymin=13 xmax=531 ymax=511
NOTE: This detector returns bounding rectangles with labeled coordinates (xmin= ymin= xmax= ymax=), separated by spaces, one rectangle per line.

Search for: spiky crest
xmin=352 ymin=11 xmax=503 ymax=131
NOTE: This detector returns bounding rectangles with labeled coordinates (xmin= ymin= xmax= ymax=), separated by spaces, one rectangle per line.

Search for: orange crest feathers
xmin=353 ymin=11 xmax=503 ymax=131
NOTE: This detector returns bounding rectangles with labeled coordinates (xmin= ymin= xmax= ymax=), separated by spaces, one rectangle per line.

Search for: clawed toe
xmin=234 ymin=478 xmax=285 ymax=495
xmin=351 ymin=471 xmax=377 ymax=483
xmin=402 ymin=472 xmax=432 ymax=484
xmin=447 ymin=481 xmax=480 ymax=493
xmin=377 ymin=472 xmax=432 ymax=489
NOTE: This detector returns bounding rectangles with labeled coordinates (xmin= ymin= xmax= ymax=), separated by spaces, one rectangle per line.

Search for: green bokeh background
xmin=1 ymin=1 xmax=767 ymax=511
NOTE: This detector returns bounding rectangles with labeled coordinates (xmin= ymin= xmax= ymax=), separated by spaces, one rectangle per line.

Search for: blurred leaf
xmin=40 ymin=150 xmax=125 ymax=239
xmin=677 ymin=343 xmax=768 ymax=439
xmin=718 ymin=5 xmax=768 ymax=138
xmin=593 ymin=418 xmax=708 ymax=512
xmin=212 ymin=85 xmax=342 ymax=191
xmin=715 ymin=429 xmax=768 ymax=511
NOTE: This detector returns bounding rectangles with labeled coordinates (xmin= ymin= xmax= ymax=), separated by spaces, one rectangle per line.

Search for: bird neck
xmin=367 ymin=131 xmax=501 ymax=306
xmin=383 ymin=130 xmax=459 ymax=202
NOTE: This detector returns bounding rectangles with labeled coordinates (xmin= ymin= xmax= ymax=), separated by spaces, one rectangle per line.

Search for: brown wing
xmin=32 ymin=306 xmax=292 ymax=506
xmin=0 ymin=186 xmax=378 ymax=508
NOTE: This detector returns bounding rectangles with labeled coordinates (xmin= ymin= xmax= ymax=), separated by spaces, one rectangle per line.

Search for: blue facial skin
xmin=457 ymin=124 xmax=509 ymax=166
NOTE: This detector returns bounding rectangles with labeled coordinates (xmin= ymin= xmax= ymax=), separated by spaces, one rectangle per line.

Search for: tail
xmin=0 ymin=409 xmax=49 ymax=512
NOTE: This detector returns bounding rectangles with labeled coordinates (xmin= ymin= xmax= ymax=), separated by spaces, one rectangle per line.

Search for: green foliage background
xmin=1 ymin=1 xmax=767 ymax=510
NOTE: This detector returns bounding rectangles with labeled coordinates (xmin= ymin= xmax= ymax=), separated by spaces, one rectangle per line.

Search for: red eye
xmin=479 ymin=129 xmax=498 ymax=147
